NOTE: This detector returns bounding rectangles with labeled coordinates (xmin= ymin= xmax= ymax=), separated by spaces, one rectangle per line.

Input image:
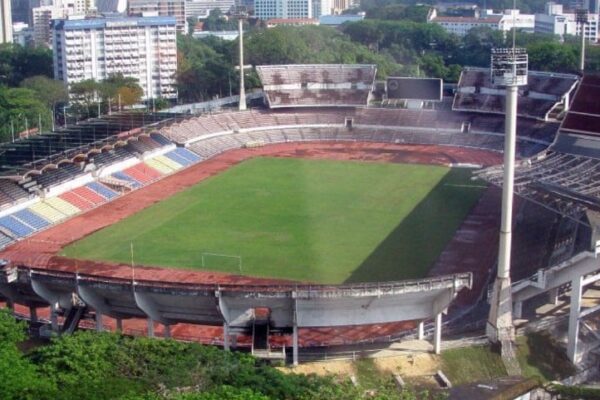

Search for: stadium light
xmin=576 ymin=9 xmax=589 ymax=73
xmin=487 ymin=47 xmax=528 ymax=347
xmin=232 ymin=6 xmax=249 ymax=111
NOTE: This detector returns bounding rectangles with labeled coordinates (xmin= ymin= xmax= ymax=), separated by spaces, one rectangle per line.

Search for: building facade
xmin=1 ymin=0 xmax=13 ymax=43
xmin=185 ymin=0 xmax=235 ymax=20
xmin=128 ymin=0 xmax=187 ymax=33
xmin=535 ymin=3 xmax=599 ymax=41
xmin=255 ymin=0 xmax=335 ymax=19
xmin=52 ymin=16 xmax=178 ymax=100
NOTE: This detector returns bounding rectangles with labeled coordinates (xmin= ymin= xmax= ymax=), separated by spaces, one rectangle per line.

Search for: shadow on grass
xmin=345 ymin=168 xmax=484 ymax=284
xmin=518 ymin=331 xmax=576 ymax=381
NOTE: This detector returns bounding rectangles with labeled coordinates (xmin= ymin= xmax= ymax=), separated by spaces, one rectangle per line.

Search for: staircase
xmin=99 ymin=176 xmax=134 ymax=192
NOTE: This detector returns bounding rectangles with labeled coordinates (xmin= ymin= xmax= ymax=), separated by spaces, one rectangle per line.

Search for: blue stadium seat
xmin=86 ymin=182 xmax=118 ymax=200
xmin=12 ymin=209 xmax=51 ymax=230
xmin=0 ymin=215 xmax=35 ymax=237
xmin=175 ymin=147 xmax=201 ymax=162
xmin=164 ymin=151 xmax=193 ymax=167
xmin=112 ymin=172 xmax=142 ymax=188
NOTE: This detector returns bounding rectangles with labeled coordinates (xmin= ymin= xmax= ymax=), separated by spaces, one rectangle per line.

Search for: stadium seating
xmin=0 ymin=180 xmax=29 ymax=204
xmin=0 ymin=215 xmax=35 ymax=237
xmin=86 ymin=182 xmax=119 ymax=200
xmin=112 ymin=171 xmax=143 ymax=188
xmin=72 ymin=186 xmax=106 ymax=205
xmin=0 ymin=232 xmax=13 ymax=248
xmin=123 ymin=164 xmax=163 ymax=185
xmin=29 ymin=202 xmax=68 ymax=223
xmin=59 ymin=191 xmax=96 ymax=212
xmin=144 ymin=159 xmax=172 ymax=174
xmin=44 ymin=197 xmax=80 ymax=216
xmin=12 ymin=209 xmax=51 ymax=230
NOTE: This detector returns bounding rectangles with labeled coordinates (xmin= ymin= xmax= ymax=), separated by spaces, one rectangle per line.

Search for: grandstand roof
xmin=256 ymin=64 xmax=377 ymax=108
xmin=561 ymin=74 xmax=600 ymax=139
xmin=0 ymin=112 xmax=179 ymax=179
xmin=453 ymin=67 xmax=579 ymax=120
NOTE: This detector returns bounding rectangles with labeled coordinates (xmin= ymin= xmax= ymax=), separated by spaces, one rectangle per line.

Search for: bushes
xmin=0 ymin=309 xmax=434 ymax=399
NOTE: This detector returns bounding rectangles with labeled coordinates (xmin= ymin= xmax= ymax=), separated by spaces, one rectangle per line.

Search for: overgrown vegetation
xmin=0 ymin=308 xmax=440 ymax=399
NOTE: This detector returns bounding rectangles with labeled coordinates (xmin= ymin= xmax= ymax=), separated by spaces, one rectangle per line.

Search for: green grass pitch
xmin=61 ymin=157 xmax=484 ymax=284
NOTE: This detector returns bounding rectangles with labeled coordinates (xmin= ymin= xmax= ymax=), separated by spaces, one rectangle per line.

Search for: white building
xmin=12 ymin=22 xmax=33 ymax=46
xmin=484 ymin=9 xmax=535 ymax=32
xmin=128 ymin=0 xmax=187 ymax=33
xmin=535 ymin=3 xmax=598 ymax=41
xmin=1 ymin=0 xmax=13 ymax=43
xmin=255 ymin=0 xmax=333 ymax=19
xmin=186 ymin=0 xmax=235 ymax=20
xmin=32 ymin=0 xmax=96 ymax=47
xmin=428 ymin=9 xmax=502 ymax=36
xmin=52 ymin=16 xmax=178 ymax=100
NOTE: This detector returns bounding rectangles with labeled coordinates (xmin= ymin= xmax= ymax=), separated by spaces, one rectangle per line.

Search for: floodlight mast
xmin=576 ymin=9 xmax=589 ymax=73
xmin=234 ymin=7 xmax=248 ymax=111
xmin=487 ymin=48 xmax=528 ymax=347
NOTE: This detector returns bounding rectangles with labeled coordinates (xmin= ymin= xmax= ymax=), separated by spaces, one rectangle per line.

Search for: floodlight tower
xmin=576 ymin=8 xmax=589 ymax=73
xmin=233 ymin=7 xmax=248 ymax=111
xmin=487 ymin=47 xmax=528 ymax=347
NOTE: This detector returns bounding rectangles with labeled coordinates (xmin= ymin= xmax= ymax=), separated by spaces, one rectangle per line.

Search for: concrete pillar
xmin=147 ymin=318 xmax=154 ymax=338
xmin=548 ymin=288 xmax=560 ymax=305
xmin=292 ymin=321 xmax=299 ymax=366
xmin=29 ymin=307 xmax=37 ymax=323
xmin=116 ymin=318 xmax=123 ymax=333
xmin=95 ymin=312 xmax=103 ymax=332
xmin=513 ymin=301 xmax=523 ymax=319
xmin=567 ymin=276 xmax=583 ymax=363
xmin=433 ymin=312 xmax=442 ymax=355
xmin=223 ymin=323 xmax=230 ymax=351
xmin=50 ymin=304 xmax=59 ymax=332
xmin=418 ymin=321 xmax=425 ymax=340
xmin=163 ymin=324 xmax=171 ymax=338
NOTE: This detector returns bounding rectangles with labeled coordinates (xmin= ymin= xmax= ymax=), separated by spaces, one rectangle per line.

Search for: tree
xmin=21 ymin=75 xmax=68 ymax=111
xmin=527 ymin=42 xmax=578 ymax=73
xmin=0 ymin=43 xmax=53 ymax=87
xmin=0 ymin=86 xmax=52 ymax=141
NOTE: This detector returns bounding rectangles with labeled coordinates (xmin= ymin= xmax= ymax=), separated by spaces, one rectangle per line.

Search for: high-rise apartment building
xmin=186 ymin=0 xmax=235 ymax=20
xmin=0 ymin=0 xmax=13 ymax=43
xmin=254 ymin=0 xmax=338 ymax=19
xmin=33 ymin=0 xmax=97 ymax=47
xmin=52 ymin=16 xmax=178 ymax=100
xmin=128 ymin=0 xmax=186 ymax=33
xmin=535 ymin=2 xmax=599 ymax=41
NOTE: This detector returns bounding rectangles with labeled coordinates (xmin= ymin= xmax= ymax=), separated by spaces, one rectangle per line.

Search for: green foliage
xmin=201 ymin=9 xmax=240 ymax=31
xmin=244 ymin=26 xmax=399 ymax=77
xmin=441 ymin=346 xmax=508 ymax=385
xmin=0 ymin=86 xmax=52 ymax=141
xmin=21 ymin=75 xmax=68 ymax=109
xmin=0 ymin=44 xmax=53 ymax=87
xmin=527 ymin=42 xmax=578 ymax=73
xmin=177 ymin=34 xmax=237 ymax=101
xmin=516 ymin=332 xmax=576 ymax=381
xmin=547 ymin=383 xmax=600 ymax=400
xmin=0 ymin=309 xmax=54 ymax=400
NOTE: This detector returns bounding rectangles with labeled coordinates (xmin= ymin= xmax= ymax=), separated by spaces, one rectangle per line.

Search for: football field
xmin=62 ymin=157 xmax=484 ymax=284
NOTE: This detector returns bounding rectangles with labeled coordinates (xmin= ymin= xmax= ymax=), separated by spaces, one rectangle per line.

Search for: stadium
xmin=0 ymin=63 xmax=598 ymax=366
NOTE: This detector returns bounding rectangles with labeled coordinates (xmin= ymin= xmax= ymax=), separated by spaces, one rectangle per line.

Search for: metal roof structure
xmin=0 ymin=112 xmax=181 ymax=179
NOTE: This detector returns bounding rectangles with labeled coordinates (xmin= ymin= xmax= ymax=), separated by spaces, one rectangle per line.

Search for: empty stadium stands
xmin=453 ymin=67 xmax=578 ymax=121
xmin=256 ymin=64 xmax=377 ymax=108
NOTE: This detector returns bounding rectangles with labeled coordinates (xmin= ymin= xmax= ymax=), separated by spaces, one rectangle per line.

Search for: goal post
xmin=201 ymin=252 xmax=243 ymax=273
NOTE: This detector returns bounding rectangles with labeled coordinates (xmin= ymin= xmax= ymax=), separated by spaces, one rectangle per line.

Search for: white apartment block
xmin=185 ymin=0 xmax=235 ymax=20
xmin=535 ymin=2 xmax=598 ymax=41
xmin=255 ymin=0 xmax=312 ymax=19
xmin=128 ymin=0 xmax=187 ymax=33
xmin=428 ymin=9 xmax=503 ymax=36
xmin=33 ymin=0 xmax=96 ymax=47
xmin=1 ymin=0 xmax=13 ymax=43
xmin=52 ymin=16 xmax=178 ymax=100
xmin=484 ymin=9 xmax=535 ymax=32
